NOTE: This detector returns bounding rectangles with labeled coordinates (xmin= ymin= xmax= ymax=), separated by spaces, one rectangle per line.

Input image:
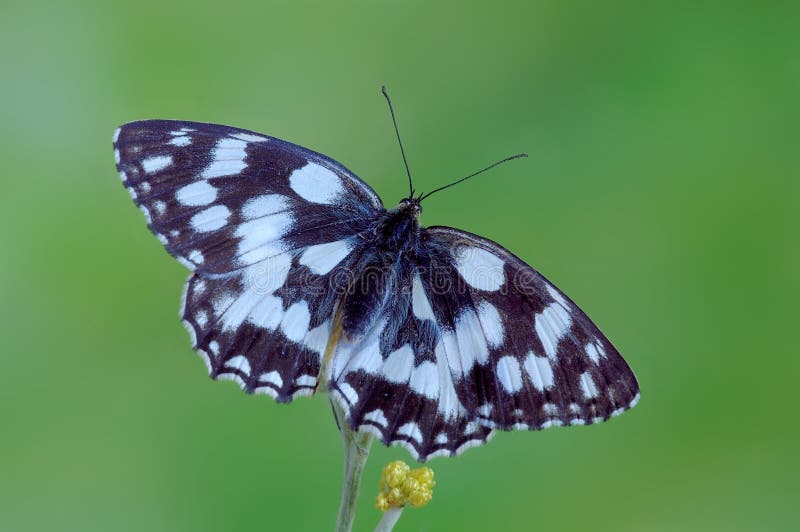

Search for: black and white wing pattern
xmin=114 ymin=119 xmax=638 ymax=462
xmin=329 ymin=227 xmax=639 ymax=461
xmin=114 ymin=120 xmax=382 ymax=401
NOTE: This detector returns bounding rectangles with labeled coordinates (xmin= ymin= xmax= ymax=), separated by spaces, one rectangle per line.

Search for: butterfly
xmin=113 ymin=89 xmax=639 ymax=461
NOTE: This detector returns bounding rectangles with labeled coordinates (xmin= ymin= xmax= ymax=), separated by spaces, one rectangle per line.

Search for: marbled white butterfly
xmin=113 ymin=90 xmax=639 ymax=461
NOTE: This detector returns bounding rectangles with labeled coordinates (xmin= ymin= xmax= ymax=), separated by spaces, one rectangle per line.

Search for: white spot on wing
xmin=433 ymin=338 xmax=464 ymax=419
xmin=219 ymin=290 xmax=261 ymax=332
xmin=190 ymin=205 xmax=230 ymax=233
xmin=113 ymin=128 xmax=121 ymax=143
xmin=299 ymin=240 xmax=352 ymax=275
xmin=188 ymin=249 xmax=204 ymax=264
xmin=231 ymin=132 xmax=268 ymax=143
xmin=435 ymin=433 xmax=448 ymax=445
xmin=224 ymin=355 xmax=251 ymax=377
xmin=543 ymin=403 xmax=558 ymax=416
xmin=496 ymin=356 xmax=524 ymax=393
xmin=411 ymin=272 xmax=436 ymax=321
xmin=535 ymin=303 xmax=572 ymax=359
xmin=397 ymin=422 xmax=423 ymax=444
xmin=523 ymin=353 xmax=555 ymax=391
xmin=303 ymin=320 xmax=331 ymax=357
xmin=289 ymin=163 xmax=344 ymax=204
xmin=153 ymin=200 xmax=166 ymax=215
xmin=381 ymin=345 xmax=414 ymax=383
xmin=338 ymin=382 xmax=359 ymax=405
xmin=246 ymin=294 xmax=283 ymax=330
xmin=169 ymin=135 xmax=191 ymax=147
xmin=201 ymin=138 xmax=248 ymax=178
xmin=141 ymin=155 xmax=173 ymax=174
xmin=334 ymin=321 xmax=385 ymax=378
xmin=454 ymin=309 xmax=490 ymax=368
xmin=478 ymin=403 xmax=493 ymax=417
xmin=409 ymin=361 xmax=438 ymax=399
xmin=139 ymin=205 xmax=152 ymax=224
xmin=243 ymin=254 xmax=292 ymax=294
xmin=546 ymin=284 xmax=569 ymax=307
xmin=259 ymin=371 xmax=283 ymax=388
xmin=585 ymin=342 xmax=606 ymax=364
xmin=280 ymin=301 xmax=311 ymax=343
xmin=579 ymin=372 xmax=599 ymax=399
xmin=194 ymin=279 xmax=206 ymax=294
xmin=235 ymin=213 xmax=293 ymax=265
xmin=295 ymin=375 xmax=317 ymax=387
xmin=176 ymin=181 xmax=217 ymax=206
xmin=476 ymin=301 xmax=503 ymax=348
xmin=441 ymin=330 xmax=464 ymax=377
xmin=453 ymin=246 xmax=505 ymax=291
xmin=364 ymin=409 xmax=388 ymax=427
xmin=242 ymin=194 xmax=289 ymax=219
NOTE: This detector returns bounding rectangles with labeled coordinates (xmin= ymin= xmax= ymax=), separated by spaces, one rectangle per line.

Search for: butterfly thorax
xmin=372 ymin=198 xmax=422 ymax=254
xmin=339 ymin=199 xmax=422 ymax=340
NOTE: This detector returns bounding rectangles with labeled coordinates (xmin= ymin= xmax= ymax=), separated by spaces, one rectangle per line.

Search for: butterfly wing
xmin=114 ymin=120 xmax=382 ymax=274
xmin=114 ymin=120 xmax=382 ymax=400
xmin=422 ymin=227 xmax=640 ymax=426
xmin=327 ymin=252 xmax=495 ymax=460
xmin=329 ymin=225 xmax=638 ymax=461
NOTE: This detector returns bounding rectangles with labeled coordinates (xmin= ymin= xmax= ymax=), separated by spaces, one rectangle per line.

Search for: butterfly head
xmin=397 ymin=196 xmax=423 ymax=218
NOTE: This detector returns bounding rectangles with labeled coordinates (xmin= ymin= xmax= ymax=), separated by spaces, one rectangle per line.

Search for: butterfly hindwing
xmin=328 ymin=260 xmax=495 ymax=460
xmin=179 ymin=245 xmax=362 ymax=401
xmin=115 ymin=120 xmax=381 ymax=400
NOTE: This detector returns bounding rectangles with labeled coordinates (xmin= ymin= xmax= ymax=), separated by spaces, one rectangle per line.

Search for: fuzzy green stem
xmin=333 ymin=398 xmax=374 ymax=532
xmin=374 ymin=507 xmax=404 ymax=532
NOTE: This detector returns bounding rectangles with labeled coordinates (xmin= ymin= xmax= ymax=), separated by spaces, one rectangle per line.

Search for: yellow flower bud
xmin=410 ymin=467 xmax=435 ymax=489
xmin=406 ymin=486 xmax=433 ymax=508
xmin=387 ymin=487 xmax=404 ymax=507
xmin=376 ymin=493 xmax=391 ymax=512
xmin=375 ymin=461 xmax=435 ymax=511
xmin=382 ymin=460 xmax=410 ymax=490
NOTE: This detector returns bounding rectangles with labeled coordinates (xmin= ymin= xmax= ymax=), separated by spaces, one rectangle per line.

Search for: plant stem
xmin=374 ymin=507 xmax=404 ymax=532
xmin=333 ymin=398 xmax=374 ymax=532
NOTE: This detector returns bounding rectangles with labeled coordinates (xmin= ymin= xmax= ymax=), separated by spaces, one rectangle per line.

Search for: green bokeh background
xmin=2 ymin=1 xmax=797 ymax=530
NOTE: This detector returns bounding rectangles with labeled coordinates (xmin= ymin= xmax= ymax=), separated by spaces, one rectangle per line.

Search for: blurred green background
xmin=1 ymin=1 xmax=797 ymax=530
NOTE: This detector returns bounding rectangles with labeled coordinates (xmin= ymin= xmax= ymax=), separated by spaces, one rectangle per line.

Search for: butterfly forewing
xmin=424 ymin=227 xmax=639 ymax=426
xmin=114 ymin=120 xmax=382 ymax=274
xmin=114 ymin=120 xmax=381 ymax=399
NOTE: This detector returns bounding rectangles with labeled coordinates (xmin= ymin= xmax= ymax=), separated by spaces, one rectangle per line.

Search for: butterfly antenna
xmin=419 ymin=153 xmax=528 ymax=202
xmin=381 ymin=85 xmax=415 ymax=198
